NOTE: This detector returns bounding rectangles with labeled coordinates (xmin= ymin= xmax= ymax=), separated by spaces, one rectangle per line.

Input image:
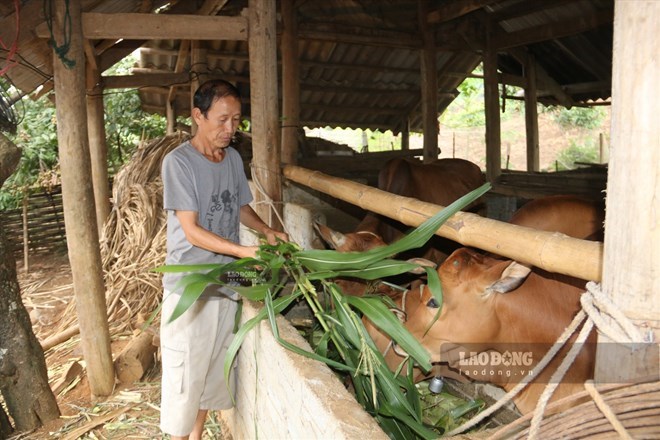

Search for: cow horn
xmin=313 ymin=221 xmax=347 ymax=249
xmin=486 ymin=261 xmax=532 ymax=295
xmin=406 ymin=257 xmax=437 ymax=274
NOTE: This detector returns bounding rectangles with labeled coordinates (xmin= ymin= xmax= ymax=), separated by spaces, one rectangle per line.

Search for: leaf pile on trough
xmin=156 ymin=183 xmax=491 ymax=439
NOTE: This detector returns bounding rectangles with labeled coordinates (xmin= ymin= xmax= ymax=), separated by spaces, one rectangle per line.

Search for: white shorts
xmin=159 ymin=290 xmax=239 ymax=437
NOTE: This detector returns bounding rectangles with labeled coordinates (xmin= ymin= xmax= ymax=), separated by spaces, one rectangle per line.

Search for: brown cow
xmin=315 ymin=157 xmax=485 ymax=296
xmin=317 ymin=157 xmax=486 ymax=258
xmin=365 ymin=196 xmax=604 ymax=414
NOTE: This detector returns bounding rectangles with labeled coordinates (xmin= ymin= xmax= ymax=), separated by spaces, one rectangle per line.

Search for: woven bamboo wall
xmin=0 ymin=186 xmax=67 ymax=258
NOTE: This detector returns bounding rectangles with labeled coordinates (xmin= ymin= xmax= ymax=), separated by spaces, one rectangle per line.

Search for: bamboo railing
xmin=283 ymin=165 xmax=602 ymax=282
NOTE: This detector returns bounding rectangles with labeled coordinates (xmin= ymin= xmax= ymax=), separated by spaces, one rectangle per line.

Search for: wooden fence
xmin=0 ymin=186 xmax=68 ymax=262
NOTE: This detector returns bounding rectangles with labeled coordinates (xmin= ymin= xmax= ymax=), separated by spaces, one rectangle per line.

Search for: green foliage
xmin=0 ymin=53 xmax=167 ymax=210
xmin=103 ymin=89 xmax=166 ymax=172
xmin=553 ymin=139 xmax=599 ymax=171
xmin=0 ymin=93 xmax=59 ymax=210
xmin=154 ymin=184 xmax=491 ymax=438
xmin=550 ymin=106 xmax=605 ymax=129
xmin=441 ymin=75 xmax=485 ymax=128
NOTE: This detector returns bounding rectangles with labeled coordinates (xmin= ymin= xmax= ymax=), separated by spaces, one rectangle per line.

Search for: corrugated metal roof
xmin=1 ymin=0 xmax=614 ymax=135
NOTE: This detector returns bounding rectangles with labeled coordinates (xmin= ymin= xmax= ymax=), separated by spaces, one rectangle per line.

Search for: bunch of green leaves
xmin=155 ymin=183 xmax=490 ymax=439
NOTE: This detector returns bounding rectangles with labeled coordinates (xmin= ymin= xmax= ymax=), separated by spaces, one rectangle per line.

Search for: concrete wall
xmin=220 ymin=300 xmax=387 ymax=439
xmin=232 ymin=190 xmax=386 ymax=439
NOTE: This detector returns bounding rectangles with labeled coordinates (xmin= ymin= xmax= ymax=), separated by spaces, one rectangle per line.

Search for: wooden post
xmin=86 ymin=62 xmax=111 ymax=235
xmin=418 ymin=0 xmax=439 ymax=163
xmin=595 ymin=0 xmax=660 ymax=382
xmin=401 ymin=122 xmax=410 ymax=151
xmin=166 ymin=99 xmax=176 ymax=134
xmin=249 ymin=0 xmax=283 ymax=229
xmin=484 ymin=20 xmax=502 ymax=182
xmin=190 ymin=41 xmax=207 ymax=136
xmin=281 ymin=0 xmax=300 ymax=165
xmin=524 ymin=52 xmax=540 ymax=172
xmin=51 ymin=0 xmax=114 ymax=397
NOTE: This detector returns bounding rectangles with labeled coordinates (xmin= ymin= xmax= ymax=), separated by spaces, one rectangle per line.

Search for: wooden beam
xmin=36 ymin=12 xmax=248 ymax=41
xmin=492 ymin=8 xmax=614 ymax=50
xmin=102 ymin=72 xmax=189 ymax=89
xmin=488 ymin=0 xmax=575 ymax=23
xmin=428 ymin=0 xmax=496 ymax=25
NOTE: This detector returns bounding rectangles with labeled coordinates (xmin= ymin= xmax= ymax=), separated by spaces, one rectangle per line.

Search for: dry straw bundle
xmin=55 ymin=132 xmax=189 ymax=336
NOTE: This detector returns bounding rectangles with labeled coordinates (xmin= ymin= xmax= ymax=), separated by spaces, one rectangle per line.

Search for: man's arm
xmin=176 ymin=210 xmax=258 ymax=258
xmin=239 ymin=205 xmax=289 ymax=245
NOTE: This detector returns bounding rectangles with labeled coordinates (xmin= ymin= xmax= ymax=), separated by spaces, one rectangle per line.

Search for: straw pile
xmin=55 ymin=132 xmax=189 ymax=335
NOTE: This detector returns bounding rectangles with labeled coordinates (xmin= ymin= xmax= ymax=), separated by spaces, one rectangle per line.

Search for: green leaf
xmin=295 ymin=182 xmax=490 ymax=272
xmin=346 ymin=296 xmax=431 ymax=372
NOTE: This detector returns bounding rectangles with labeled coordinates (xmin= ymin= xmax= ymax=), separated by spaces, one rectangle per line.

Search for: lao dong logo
xmin=458 ymin=350 xmax=533 ymax=367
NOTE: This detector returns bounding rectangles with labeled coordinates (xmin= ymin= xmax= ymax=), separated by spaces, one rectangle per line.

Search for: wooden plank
xmin=36 ymin=13 xmax=248 ymax=41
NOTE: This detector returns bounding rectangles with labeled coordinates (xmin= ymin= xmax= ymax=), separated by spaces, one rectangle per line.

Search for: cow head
xmin=314 ymin=221 xmax=387 ymax=252
xmin=400 ymin=248 xmax=532 ymax=362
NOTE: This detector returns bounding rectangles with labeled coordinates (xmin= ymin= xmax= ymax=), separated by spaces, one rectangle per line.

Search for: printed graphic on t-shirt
xmin=204 ymin=189 xmax=238 ymax=237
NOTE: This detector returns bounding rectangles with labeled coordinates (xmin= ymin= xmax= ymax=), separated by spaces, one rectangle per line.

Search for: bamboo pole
xmin=280 ymin=0 xmax=300 ymax=165
xmin=283 ymin=165 xmax=602 ymax=282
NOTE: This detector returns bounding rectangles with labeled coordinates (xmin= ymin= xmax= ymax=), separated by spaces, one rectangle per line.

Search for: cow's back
xmin=379 ymin=158 xmax=486 ymax=208
xmin=509 ymin=195 xmax=604 ymax=240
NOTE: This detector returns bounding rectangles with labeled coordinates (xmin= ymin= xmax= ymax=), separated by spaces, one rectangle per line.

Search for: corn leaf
xmin=346 ymin=296 xmax=431 ymax=372
xmin=295 ymin=182 xmax=490 ymax=272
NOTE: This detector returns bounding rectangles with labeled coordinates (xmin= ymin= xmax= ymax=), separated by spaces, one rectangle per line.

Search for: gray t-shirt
xmin=161 ymin=141 xmax=253 ymax=297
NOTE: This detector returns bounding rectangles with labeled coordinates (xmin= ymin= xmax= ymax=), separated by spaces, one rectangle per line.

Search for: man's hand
xmin=263 ymin=229 xmax=289 ymax=246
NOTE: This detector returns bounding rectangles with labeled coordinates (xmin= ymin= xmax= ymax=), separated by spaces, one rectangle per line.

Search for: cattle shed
xmin=0 ymin=0 xmax=658 ymax=438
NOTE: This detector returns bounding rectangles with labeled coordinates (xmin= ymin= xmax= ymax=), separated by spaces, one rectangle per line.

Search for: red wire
xmin=0 ymin=0 xmax=21 ymax=76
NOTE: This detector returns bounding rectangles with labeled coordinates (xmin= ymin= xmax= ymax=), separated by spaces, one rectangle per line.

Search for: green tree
xmin=0 ymin=53 xmax=167 ymax=209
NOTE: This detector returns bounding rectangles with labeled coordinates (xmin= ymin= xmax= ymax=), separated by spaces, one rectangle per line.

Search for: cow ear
xmin=313 ymin=222 xmax=347 ymax=249
xmin=406 ymin=257 xmax=437 ymax=274
xmin=485 ymin=261 xmax=532 ymax=295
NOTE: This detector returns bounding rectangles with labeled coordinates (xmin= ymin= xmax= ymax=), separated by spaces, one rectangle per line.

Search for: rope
xmin=43 ymin=0 xmax=76 ymax=69
xmin=444 ymin=308 xmax=589 ymax=437
xmin=249 ymin=162 xmax=291 ymax=238
xmin=446 ymin=282 xmax=652 ymax=438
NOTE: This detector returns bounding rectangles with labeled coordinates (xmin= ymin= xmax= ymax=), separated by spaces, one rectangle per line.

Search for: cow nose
xmin=426 ymin=297 xmax=440 ymax=308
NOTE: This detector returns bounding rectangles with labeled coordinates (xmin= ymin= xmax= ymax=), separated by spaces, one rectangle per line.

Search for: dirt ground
xmin=9 ymin=251 xmax=228 ymax=440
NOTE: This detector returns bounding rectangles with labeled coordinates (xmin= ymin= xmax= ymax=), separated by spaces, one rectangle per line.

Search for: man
xmin=160 ymin=79 xmax=288 ymax=440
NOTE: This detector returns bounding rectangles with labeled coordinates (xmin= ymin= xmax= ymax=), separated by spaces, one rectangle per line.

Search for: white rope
xmin=444 ymin=308 xmax=589 ymax=437
xmin=249 ymin=163 xmax=292 ymax=238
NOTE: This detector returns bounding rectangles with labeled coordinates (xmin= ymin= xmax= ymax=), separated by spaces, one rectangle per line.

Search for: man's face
xmin=194 ymin=95 xmax=242 ymax=149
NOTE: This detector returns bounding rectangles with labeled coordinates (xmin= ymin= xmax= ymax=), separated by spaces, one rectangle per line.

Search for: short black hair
xmin=193 ymin=79 xmax=241 ymax=117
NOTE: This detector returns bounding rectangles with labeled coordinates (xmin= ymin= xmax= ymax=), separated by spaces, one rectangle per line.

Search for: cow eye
xmin=426 ymin=297 xmax=440 ymax=308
